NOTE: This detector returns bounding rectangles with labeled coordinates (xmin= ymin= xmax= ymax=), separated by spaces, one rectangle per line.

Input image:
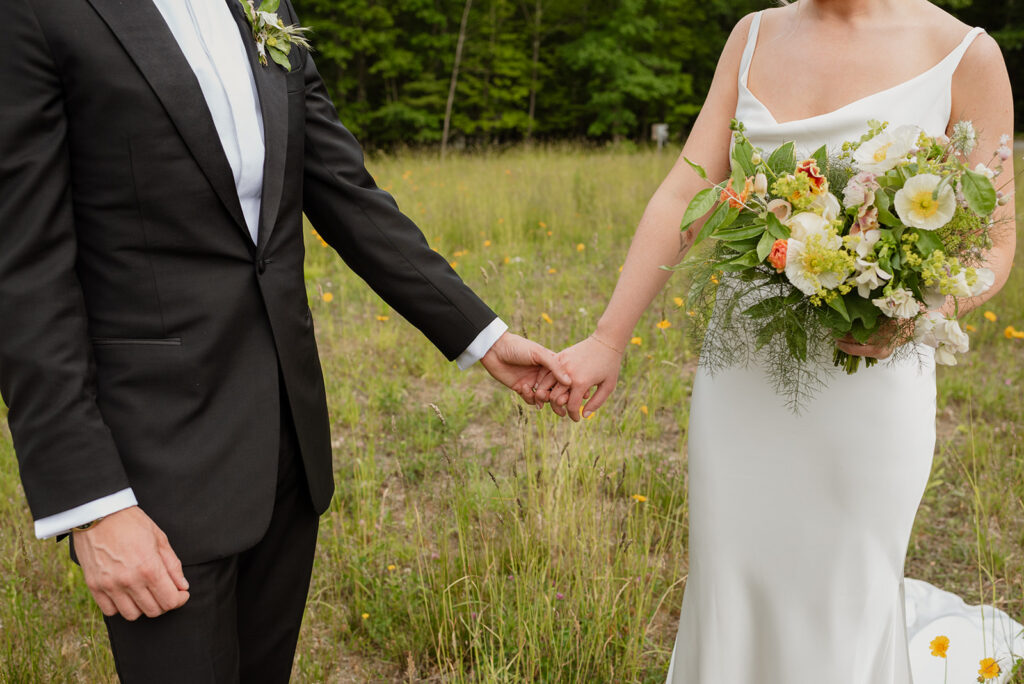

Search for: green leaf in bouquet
xmin=877 ymin=203 xmax=901 ymax=228
xmin=849 ymin=320 xmax=873 ymax=344
xmin=723 ymin=237 xmax=760 ymax=254
xmin=681 ymin=188 xmax=718 ymax=234
xmin=715 ymin=222 xmax=766 ymax=242
xmin=732 ymin=139 xmax=756 ymax=176
xmin=755 ymin=317 xmax=786 ymax=350
xmin=684 ymin=157 xmax=708 ymax=180
xmin=718 ymin=250 xmax=763 ymax=271
xmin=961 ymin=169 xmax=997 ymax=215
xmin=756 ymin=230 xmax=775 ymax=262
xmin=845 ymin=295 xmax=880 ymax=329
xmin=765 ymin=212 xmax=790 ymax=240
xmin=785 ymin=313 xmax=808 ymax=361
xmin=817 ymin=304 xmax=853 ymax=333
xmin=259 ymin=0 xmax=281 ymax=12
xmin=743 ymin=295 xmax=790 ymax=320
xmin=696 ymin=203 xmax=738 ymax=244
xmin=811 ymin=145 xmax=828 ymax=172
xmin=767 ymin=142 xmax=796 ymax=176
xmin=915 ymin=230 xmax=943 ymax=256
xmin=730 ymin=164 xmax=747 ymax=194
xmin=826 ymin=294 xmax=851 ymax=322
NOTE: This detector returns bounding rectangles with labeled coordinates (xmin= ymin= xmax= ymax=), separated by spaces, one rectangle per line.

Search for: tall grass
xmin=0 ymin=146 xmax=1021 ymax=682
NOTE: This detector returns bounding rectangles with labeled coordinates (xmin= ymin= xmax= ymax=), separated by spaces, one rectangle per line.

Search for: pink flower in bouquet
xmin=795 ymin=159 xmax=828 ymax=194
xmin=842 ymin=171 xmax=879 ymax=208
xmin=767 ymin=199 xmax=792 ymax=222
xmin=768 ymin=239 xmax=788 ymax=272
xmin=851 ymin=206 xmax=880 ymax=234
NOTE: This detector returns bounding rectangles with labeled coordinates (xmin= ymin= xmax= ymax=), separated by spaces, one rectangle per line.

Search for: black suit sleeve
xmin=0 ymin=0 xmax=130 ymax=520
xmin=291 ymin=5 xmax=498 ymax=361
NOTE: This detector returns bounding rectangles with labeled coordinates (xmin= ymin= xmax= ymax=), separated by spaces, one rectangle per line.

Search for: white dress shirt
xmin=33 ymin=0 xmax=505 ymax=539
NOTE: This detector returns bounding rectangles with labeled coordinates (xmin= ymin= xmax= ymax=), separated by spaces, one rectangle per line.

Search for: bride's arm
xmin=535 ymin=15 xmax=756 ymax=420
xmin=947 ymin=32 xmax=1016 ymax=315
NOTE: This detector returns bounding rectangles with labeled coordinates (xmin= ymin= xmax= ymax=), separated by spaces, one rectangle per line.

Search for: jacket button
xmin=257 ymin=259 xmax=267 ymax=275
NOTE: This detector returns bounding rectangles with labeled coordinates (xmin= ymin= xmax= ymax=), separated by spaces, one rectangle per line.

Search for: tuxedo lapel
xmin=85 ymin=0 xmax=252 ymax=250
xmin=225 ymin=0 xmax=288 ymax=255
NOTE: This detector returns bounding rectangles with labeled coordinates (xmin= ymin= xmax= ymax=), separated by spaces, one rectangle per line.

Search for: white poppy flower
xmin=784 ymin=232 xmax=848 ymax=296
xmin=970 ymin=267 xmax=995 ymax=296
xmin=894 ymin=173 xmax=956 ymax=230
xmin=853 ymin=258 xmax=892 ymax=298
xmin=784 ymin=240 xmax=817 ymax=296
xmin=854 ymin=125 xmax=920 ymax=174
xmin=873 ymin=287 xmax=919 ymax=319
xmin=785 ymin=211 xmax=831 ymax=243
xmin=810 ymin=192 xmax=842 ymax=221
xmin=914 ymin=310 xmax=970 ymax=365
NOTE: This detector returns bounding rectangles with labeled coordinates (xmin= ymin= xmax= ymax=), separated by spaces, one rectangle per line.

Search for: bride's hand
xmin=533 ymin=335 xmax=624 ymax=422
xmin=835 ymin=318 xmax=914 ymax=360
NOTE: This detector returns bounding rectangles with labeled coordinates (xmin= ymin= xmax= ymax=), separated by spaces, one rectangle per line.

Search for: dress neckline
xmin=740 ymin=12 xmax=984 ymax=127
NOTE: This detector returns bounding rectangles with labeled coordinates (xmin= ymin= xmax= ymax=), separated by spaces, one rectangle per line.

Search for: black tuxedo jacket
xmin=0 ymin=0 xmax=496 ymax=563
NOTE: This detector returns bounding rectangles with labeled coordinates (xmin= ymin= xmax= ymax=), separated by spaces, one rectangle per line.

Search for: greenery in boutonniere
xmin=239 ymin=0 xmax=311 ymax=70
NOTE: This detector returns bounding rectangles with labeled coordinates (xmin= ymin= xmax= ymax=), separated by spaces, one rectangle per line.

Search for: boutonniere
xmin=239 ymin=0 xmax=312 ymax=70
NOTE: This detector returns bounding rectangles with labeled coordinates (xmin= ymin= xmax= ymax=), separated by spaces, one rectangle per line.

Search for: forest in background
xmin=292 ymin=0 xmax=1024 ymax=148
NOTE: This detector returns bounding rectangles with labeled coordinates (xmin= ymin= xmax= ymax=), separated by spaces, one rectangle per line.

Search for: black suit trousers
xmin=101 ymin=399 xmax=319 ymax=684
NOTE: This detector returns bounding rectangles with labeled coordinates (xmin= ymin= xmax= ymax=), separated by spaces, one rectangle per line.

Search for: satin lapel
xmin=226 ymin=0 xmax=288 ymax=255
xmin=85 ymin=0 xmax=251 ymax=249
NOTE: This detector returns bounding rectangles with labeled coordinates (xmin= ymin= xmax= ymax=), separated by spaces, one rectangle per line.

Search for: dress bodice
xmin=734 ymin=11 xmax=985 ymax=155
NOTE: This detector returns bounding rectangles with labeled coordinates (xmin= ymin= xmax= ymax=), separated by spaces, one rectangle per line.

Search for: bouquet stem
xmin=833 ymin=349 xmax=878 ymax=375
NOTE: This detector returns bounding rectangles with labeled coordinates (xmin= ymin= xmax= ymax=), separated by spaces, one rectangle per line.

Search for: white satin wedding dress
xmin=667 ymin=14 xmax=1023 ymax=684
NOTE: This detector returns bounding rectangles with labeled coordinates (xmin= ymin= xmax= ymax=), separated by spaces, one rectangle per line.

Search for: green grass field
xmin=1 ymin=147 xmax=1022 ymax=682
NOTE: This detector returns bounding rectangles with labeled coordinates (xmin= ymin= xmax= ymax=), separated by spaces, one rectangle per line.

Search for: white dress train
xmin=667 ymin=13 xmax=1024 ymax=684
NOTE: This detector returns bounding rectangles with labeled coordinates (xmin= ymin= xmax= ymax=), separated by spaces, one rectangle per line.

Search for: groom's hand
xmin=480 ymin=332 xmax=572 ymax=408
xmin=73 ymin=506 xmax=190 ymax=621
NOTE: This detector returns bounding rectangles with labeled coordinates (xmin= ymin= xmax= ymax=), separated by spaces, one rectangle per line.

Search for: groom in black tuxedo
xmin=0 ymin=0 xmax=567 ymax=680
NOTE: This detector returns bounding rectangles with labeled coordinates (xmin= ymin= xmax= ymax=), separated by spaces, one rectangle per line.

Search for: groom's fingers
xmin=528 ymin=344 xmax=571 ymax=387
xmin=158 ymin=542 xmax=190 ymax=593
xmin=532 ymin=370 xmax=559 ymax=403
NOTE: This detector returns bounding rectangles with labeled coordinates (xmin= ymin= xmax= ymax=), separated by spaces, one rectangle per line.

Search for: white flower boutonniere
xmin=239 ymin=0 xmax=311 ymax=70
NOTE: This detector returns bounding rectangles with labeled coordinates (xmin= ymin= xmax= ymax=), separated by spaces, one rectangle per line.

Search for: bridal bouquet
xmin=681 ymin=119 xmax=1008 ymax=410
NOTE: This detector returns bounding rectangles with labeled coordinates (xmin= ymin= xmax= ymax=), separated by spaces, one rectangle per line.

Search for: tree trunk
xmin=441 ymin=0 xmax=473 ymax=160
xmin=526 ymin=0 xmax=542 ymax=141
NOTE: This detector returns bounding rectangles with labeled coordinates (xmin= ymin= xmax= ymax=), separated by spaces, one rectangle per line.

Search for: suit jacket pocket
xmin=92 ymin=337 xmax=182 ymax=347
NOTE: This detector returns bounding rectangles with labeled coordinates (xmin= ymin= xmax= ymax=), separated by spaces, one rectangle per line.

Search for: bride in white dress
xmin=532 ymin=1 xmax=1020 ymax=682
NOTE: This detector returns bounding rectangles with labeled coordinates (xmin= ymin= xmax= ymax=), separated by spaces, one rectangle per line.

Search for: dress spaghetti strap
xmin=738 ymin=12 xmax=764 ymax=89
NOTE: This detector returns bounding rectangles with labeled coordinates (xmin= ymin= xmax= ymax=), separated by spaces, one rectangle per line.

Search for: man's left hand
xmin=479 ymin=332 xmax=571 ymax=408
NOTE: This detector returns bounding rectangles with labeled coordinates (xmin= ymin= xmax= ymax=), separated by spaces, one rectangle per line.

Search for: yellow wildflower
xmin=450 ymin=261 xmax=458 ymax=269
xmin=618 ymin=265 xmax=624 ymax=273
xmin=984 ymin=311 xmax=998 ymax=322
xmin=547 ymin=231 xmax=553 ymax=237
xmin=1004 ymin=326 xmax=1017 ymax=339
xmin=484 ymin=240 xmax=492 ymax=248
xmin=539 ymin=221 xmax=548 ymax=228
xmin=929 ymin=635 xmax=949 ymax=658
xmin=631 ymin=494 xmax=648 ymax=502
xmin=640 ymin=405 xmax=649 ymax=416
xmin=548 ymin=268 xmax=557 ymax=274
xmin=311 ymin=229 xmax=328 ymax=248
xmin=503 ymin=256 xmax=511 ymax=264
xmin=978 ymin=657 xmax=1001 ymax=679
xmin=498 ymin=218 xmax=505 ymax=224
xmin=361 ymin=613 xmax=370 ymax=620
xmin=376 ymin=316 xmax=390 ymax=322
xmin=710 ymin=274 xmax=720 ymax=285
xmin=541 ymin=313 xmax=553 ymax=324
xmin=630 ymin=337 xmax=643 ymax=346
xmin=576 ymin=243 xmax=586 ymax=252
xmin=687 ymin=310 xmax=697 ymax=318
xmin=322 ymin=292 xmax=334 ymax=303
xmin=673 ymin=297 xmax=684 ymax=307
xmin=657 ymin=320 xmax=672 ymax=330
xmin=387 ymin=564 xmax=396 ymax=572
xmin=964 ymin=324 xmax=977 ymax=332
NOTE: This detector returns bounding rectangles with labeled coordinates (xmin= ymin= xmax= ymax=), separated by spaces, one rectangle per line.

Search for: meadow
xmin=1 ymin=147 xmax=1022 ymax=682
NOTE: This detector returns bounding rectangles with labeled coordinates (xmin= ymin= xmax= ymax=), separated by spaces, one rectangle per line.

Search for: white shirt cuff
xmin=34 ymin=488 xmax=138 ymax=539
xmin=456 ymin=318 xmax=508 ymax=371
